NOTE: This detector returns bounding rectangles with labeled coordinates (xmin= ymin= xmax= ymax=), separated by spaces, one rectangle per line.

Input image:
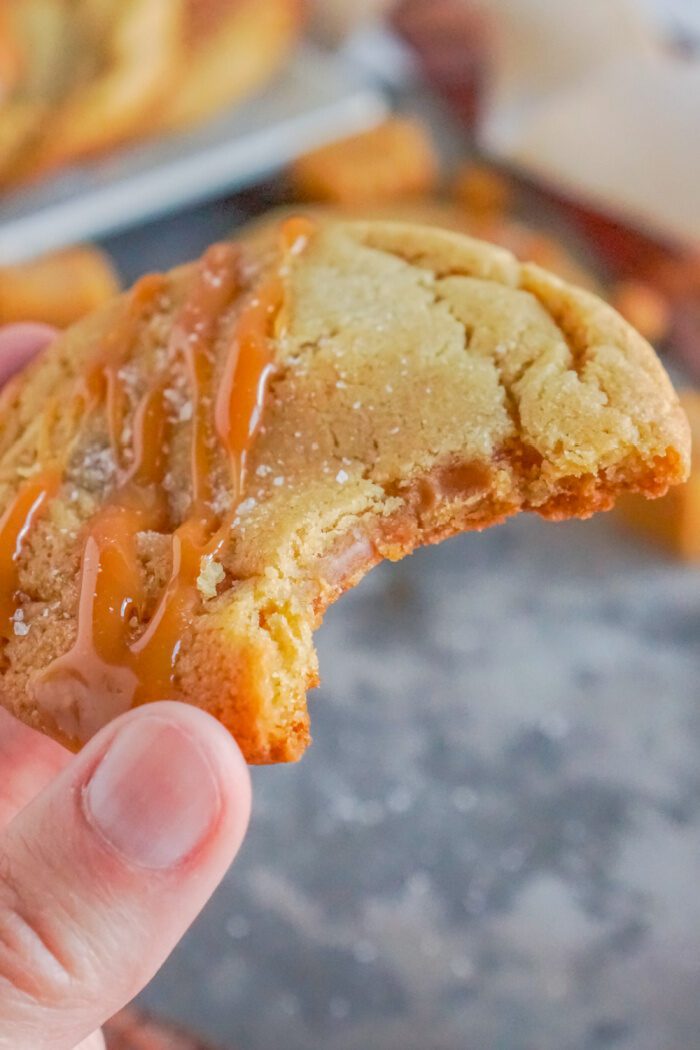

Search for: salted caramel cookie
xmin=0 ymin=220 xmax=689 ymax=761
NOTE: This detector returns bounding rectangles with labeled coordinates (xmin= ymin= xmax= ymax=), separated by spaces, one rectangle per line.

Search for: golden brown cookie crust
xmin=0 ymin=221 xmax=690 ymax=762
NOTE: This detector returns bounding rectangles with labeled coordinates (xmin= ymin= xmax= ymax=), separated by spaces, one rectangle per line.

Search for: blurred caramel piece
xmin=290 ymin=118 xmax=439 ymax=205
xmin=452 ymin=162 xmax=512 ymax=217
xmin=616 ymin=391 xmax=700 ymax=561
xmin=610 ymin=280 xmax=671 ymax=345
xmin=0 ymin=246 xmax=120 ymax=327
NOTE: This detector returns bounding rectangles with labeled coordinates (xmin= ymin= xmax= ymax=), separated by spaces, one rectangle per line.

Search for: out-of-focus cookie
xmin=157 ymin=0 xmax=300 ymax=132
xmin=13 ymin=0 xmax=185 ymax=180
xmin=289 ymin=118 xmax=439 ymax=205
xmin=0 ymin=0 xmax=79 ymax=180
xmin=0 ymin=220 xmax=689 ymax=761
xmin=1 ymin=0 xmax=300 ymax=186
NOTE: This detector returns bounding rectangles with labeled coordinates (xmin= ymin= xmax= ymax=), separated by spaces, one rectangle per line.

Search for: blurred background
xmin=1 ymin=1 xmax=698 ymax=1048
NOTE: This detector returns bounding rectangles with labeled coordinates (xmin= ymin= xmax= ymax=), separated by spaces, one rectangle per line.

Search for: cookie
xmin=289 ymin=118 xmax=439 ymax=205
xmin=0 ymin=220 xmax=689 ymax=762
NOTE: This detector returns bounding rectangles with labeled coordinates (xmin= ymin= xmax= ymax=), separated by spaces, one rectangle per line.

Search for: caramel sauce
xmin=0 ymin=470 xmax=60 ymax=642
xmin=215 ymin=216 xmax=313 ymax=500
xmin=214 ymin=272 xmax=281 ymax=501
xmin=21 ymin=221 xmax=314 ymax=743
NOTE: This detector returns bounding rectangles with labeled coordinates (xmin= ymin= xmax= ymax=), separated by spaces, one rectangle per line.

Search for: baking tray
xmin=0 ymin=46 xmax=387 ymax=264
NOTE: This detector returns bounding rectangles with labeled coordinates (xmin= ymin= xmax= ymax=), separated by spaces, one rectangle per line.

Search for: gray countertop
xmin=106 ymin=202 xmax=700 ymax=1050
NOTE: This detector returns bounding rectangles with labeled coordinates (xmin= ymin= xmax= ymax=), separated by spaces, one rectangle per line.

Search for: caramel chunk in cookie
xmin=0 ymin=220 xmax=689 ymax=761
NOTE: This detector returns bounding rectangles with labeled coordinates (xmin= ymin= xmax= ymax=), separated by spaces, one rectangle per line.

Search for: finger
xmin=0 ymin=700 xmax=251 ymax=1050
xmin=0 ymin=322 xmax=57 ymax=386
xmin=0 ymin=707 xmax=69 ymax=832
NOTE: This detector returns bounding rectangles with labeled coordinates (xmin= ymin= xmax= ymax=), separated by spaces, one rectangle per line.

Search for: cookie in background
xmin=0 ymin=0 xmax=302 ymax=188
xmin=0 ymin=245 xmax=120 ymax=327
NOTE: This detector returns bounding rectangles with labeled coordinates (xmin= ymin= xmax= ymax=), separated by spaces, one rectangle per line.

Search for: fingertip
xmin=0 ymin=322 xmax=57 ymax=386
xmin=132 ymin=701 xmax=253 ymax=850
xmin=80 ymin=701 xmax=252 ymax=873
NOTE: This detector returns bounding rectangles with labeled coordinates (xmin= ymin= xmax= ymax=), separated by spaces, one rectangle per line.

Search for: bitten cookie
xmin=0 ymin=220 xmax=690 ymax=762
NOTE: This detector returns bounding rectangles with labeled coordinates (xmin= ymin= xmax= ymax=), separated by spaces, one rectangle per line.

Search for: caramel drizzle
xmin=17 ymin=217 xmax=315 ymax=743
xmin=0 ymin=276 xmax=165 ymax=651
xmin=0 ymin=470 xmax=60 ymax=642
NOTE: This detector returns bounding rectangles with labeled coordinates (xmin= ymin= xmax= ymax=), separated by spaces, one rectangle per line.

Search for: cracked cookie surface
xmin=0 ymin=221 xmax=690 ymax=762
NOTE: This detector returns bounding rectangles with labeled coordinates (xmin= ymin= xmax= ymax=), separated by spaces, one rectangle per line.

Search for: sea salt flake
xmin=273 ymin=476 xmax=285 ymax=487
xmin=336 ymin=469 xmax=349 ymax=484
xmin=12 ymin=610 xmax=29 ymax=636
xmin=197 ymin=555 xmax=225 ymax=600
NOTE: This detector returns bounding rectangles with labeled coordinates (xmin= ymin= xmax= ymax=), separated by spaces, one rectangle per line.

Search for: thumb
xmin=0 ymin=701 xmax=251 ymax=1050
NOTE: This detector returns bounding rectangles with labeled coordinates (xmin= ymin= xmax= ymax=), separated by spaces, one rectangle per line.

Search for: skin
xmin=0 ymin=324 xmax=252 ymax=1050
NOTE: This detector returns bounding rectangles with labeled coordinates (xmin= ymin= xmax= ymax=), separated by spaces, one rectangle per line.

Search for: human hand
xmin=0 ymin=324 xmax=252 ymax=1050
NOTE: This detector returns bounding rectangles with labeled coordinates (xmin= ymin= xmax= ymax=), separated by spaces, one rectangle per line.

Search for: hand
xmin=0 ymin=325 xmax=252 ymax=1050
